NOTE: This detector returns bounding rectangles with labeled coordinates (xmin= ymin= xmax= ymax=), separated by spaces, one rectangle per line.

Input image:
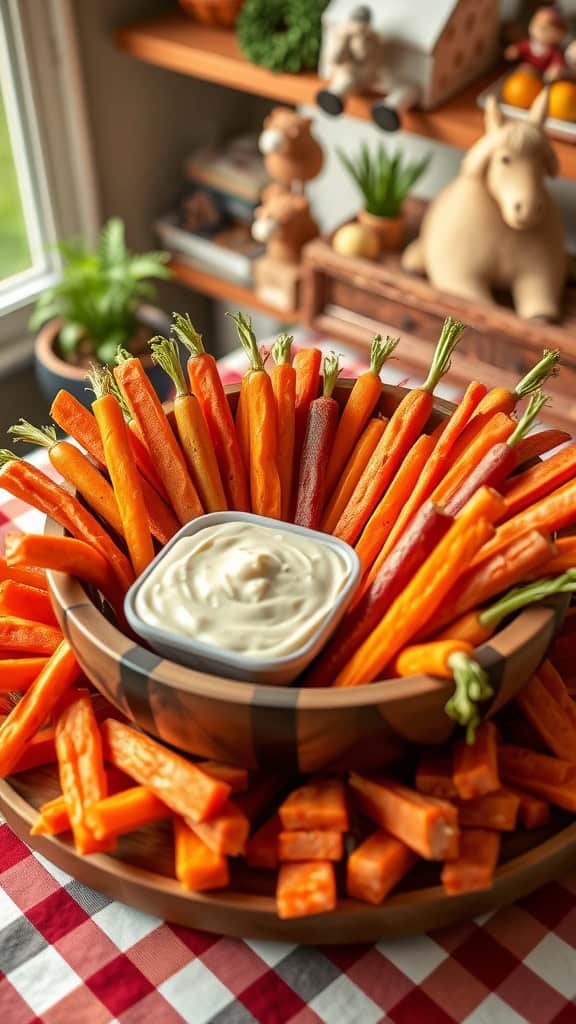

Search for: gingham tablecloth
xmin=1 ymin=332 xmax=575 ymax=1024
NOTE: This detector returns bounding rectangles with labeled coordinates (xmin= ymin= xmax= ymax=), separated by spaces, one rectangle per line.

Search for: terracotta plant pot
xmin=34 ymin=305 xmax=173 ymax=408
xmin=177 ymin=0 xmax=244 ymax=28
xmin=359 ymin=209 xmax=405 ymax=252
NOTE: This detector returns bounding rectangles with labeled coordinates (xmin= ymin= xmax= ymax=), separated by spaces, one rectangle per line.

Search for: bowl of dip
xmin=123 ymin=513 xmax=361 ymax=686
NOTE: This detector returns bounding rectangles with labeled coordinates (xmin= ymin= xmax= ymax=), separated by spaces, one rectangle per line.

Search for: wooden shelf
xmin=169 ymin=258 xmax=301 ymax=322
xmin=116 ymin=11 xmax=576 ymax=179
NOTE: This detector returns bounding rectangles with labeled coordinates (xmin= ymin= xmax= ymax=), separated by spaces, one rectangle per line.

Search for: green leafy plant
xmin=338 ymin=144 xmax=430 ymax=219
xmin=29 ymin=218 xmax=170 ymax=365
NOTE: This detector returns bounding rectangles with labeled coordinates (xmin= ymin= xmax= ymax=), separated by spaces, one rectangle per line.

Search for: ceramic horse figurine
xmin=402 ymin=91 xmax=566 ymax=321
xmin=258 ymin=107 xmax=324 ymax=190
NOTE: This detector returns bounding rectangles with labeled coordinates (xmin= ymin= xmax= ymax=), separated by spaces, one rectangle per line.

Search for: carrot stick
xmin=321 ymin=416 xmax=387 ymax=534
xmin=55 ymin=691 xmax=113 ymax=855
xmin=453 ymin=722 xmax=500 ymax=799
xmin=496 ymin=773 xmax=576 ymax=812
xmin=529 ymin=537 xmax=576 ymax=578
xmin=245 ymin=813 xmax=281 ymax=870
xmin=0 ymin=657 xmax=49 ymax=693
xmin=229 ymin=313 xmax=281 ymax=519
xmin=295 ymin=353 xmax=341 ymax=529
xmin=279 ymin=778 xmax=349 ymax=831
xmin=197 ymin=761 xmax=248 ymax=794
xmin=5 ymin=533 xmax=125 ymax=615
xmin=234 ymin=363 xmax=250 ymax=474
xmin=334 ymin=318 xmax=466 ymax=544
xmin=276 ymin=861 xmax=336 ymax=919
xmin=502 ymin=446 xmax=576 ymax=519
xmin=516 ymin=674 xmax=576 ymax=761
xmin=86 ymin=786 xmax=168 ymax=840
xmin=346 ymin=831 xmax=416 ymax=905
xmin=293 ymin=347 xmax=322 ymax=475
xmin=514 ymin=429 xmax=571 ymax=466
xmin=151 ymin=337 xmax=227 ymax=513
xmin=473 ymin=479 xmax=576 ymax=567
xmin=441 ymin=829 xmax=500 ymax=895
xmin=333 ymin=487 xmax=503 ymax=688
xmin=0 ymin=580 xmax=58 ymax=628
xmin=8 ymin=723 xmax=56 ymax=773
xmin=173 ymin=313 xmax=249 ymax=512
xmin=126 ymin=417 xmax=170 ymax=501
xmin=173 ymin=815 xmax=229 ymax=891
xmin=431 ymin=413 xmax=515 ymax=507
xmin=0 ymin=618 xmax=62 ymax=656
xmin=349 ymin=774 xmax=459 ymax=860
xmin=31 ymin=794 xmax=71 ymax=836
xmin=503 ymin=786 xmax=550 ymax=829
xmin=498 ymin=744 xmax=575 ymax=785
xmin=0 ymin=555 xmax=46 ymax=592
xmin=0 ymin=453 xmax=134 ymax=593
xmin=456 ymin=790 xmax=519 ymax=831
xmin=271 ymin=334 xmax=296 ymax=521
xmin=324 ymin=334 xmax=399 ymax=499
xmin=189 ymin=799 xmax=250 ymax=857
xmin=392 ymin=639 xmax=473 ymax=679
xmin=415 ymin=750 xmax=457 ymax=800
xmin=101 ymin=718 xmax=230 ymax=823
xmin=355 ymin=433 xmax=434 ymax=578
xmin=537 ymin=659 xmax=576 ymax=734
xmin=278 ymin=829 xmax=344 ymax=862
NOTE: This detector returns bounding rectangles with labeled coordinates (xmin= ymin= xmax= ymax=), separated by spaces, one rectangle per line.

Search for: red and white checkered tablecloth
xmin=1 ymin=333 xmax=575 ymax=1024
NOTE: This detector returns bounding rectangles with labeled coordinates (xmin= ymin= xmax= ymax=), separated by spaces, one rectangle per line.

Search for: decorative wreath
xmin=237 ymin=0 xmax=328 ymax=74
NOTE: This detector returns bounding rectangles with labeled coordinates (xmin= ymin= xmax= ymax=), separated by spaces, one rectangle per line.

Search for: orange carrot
xmin=229 ymin=313 xmax=281 ymax=518
xmin=0 ymin=580 xmax=58 ymax=628
xmin=101 ymin=718 xmax=230 ymax=823
xmin=31 ymin=768 xmax=145 ymax=836
xmin=532 ymin=537 xmax=576 ymax=577
xmin=324 ymin=335 xmax=398 ymax=499
xmin=441 ymin=829 xmax=500 ymax=896
xmin=515 ymin=674 xmax=576 ymax=761
xmin=514 ymin=429 xmax=571 ymax=466
xmin=349 ymin=774 xmax=459 ymax=860
xmin=279 ymin=778 xmax=349 ymax=831
xmin=0 ymin=453 xmax=134 ymax=593
xmin=503 ymin=786 xmax=550 ymax=829
xmin=391 ymin=639 xmax=473 ymax=679
xmin=245 ymin=814 xmax=282 ymax=870
xmin=537 ymin=660 xmax=576 ymax=734
xmin=278 ymin=830 xmax=343 ymax=862
xmin=0 ymin=618 xmax=62 ymax=656
xmin=0 ymin=555 xmax=47 ymax=592
xmin=496 ymin=773 xmax=576 ymax=813
xmin=126 ymin=417 xmax=170 ymax=500
xmin=333 ymin=487 xmax=503 ymax=688
xmin=456 ymin=790 xmax=519 ymax=831
xmin=173 ymin=815 xmax=229 ymax=891
xmin=7 ymin=723 xmax=56 ymax=773
xmin=415 ymin=750 xmax=457 ymax=800
xmin=270 ymin=334 xmax=296 ymax=521
xmin=173 ymin=313 xmax=249 ymax=511
xmin=293 ymin=347 xmax=322 ymax=472
xmin=89 ymin=367 xmax=155 ymax=576
xmin=355 ymin=433 xmax=434 ymax=578
xmin=334 ymin=319 xmax=466 ymax=545
xmin=5 ymin=533 xmax=125 ymax=615
xmin=276 ymin=861 xmax=336 ymax=919
xmin=114 ymin=349 xmax=203 ymax=525
xmin=86 ymin=786 xmax=168 ymax=840
xmin=0 ymin=657 xmax=48 ymax=693
xmin=346 ymin=831 xmax=416 ymax=905
xmin=190 ymin=799 xmax=250 ymax=856
xmin=30 ymin=794 xmax=70 ymax=836
xmin=55 ymin=691 xmax=113 ymax=855
xmin=151 ymin=337 xmax=227 ymax=513
xmin=453 ymin=722 xmax=499 ymax=799
xmin=502 ymin=446 xmax=576 ymax=519
xmin=197 ymin=761 xmax=248 ymax=794
xmin=322 ymin=417 xmax=387 ymax=534
xmin=472 ymin=478 xmax=576 ymax=567
xmin=499 ymin=744 xmax=575 ymax=785
xmin=431 ymin=413 xmax=515 ymax=507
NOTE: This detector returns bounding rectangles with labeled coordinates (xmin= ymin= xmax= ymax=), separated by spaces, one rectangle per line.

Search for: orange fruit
xmin=549 ymin=80 xmax=576 ymax=122
xmin=501 ymin=70 xmax=543 ymax=109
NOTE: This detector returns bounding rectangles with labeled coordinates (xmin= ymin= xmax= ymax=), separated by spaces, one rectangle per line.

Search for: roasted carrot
xmin=346 ymin=831 xmax=416 ymax=905
xmin=55 ymin=691 xmax=113 ymax=855
xmin=0 ymin=556 xmax=47 ymax=592
xmin=0 ymin=580 xmax=58 ymax=628
xmin=173 ymin=815 xmax=229 ymax=891
xmin=349 ymin=774 xmax=459 ymax=860
xmin=271 ymin=334 xmax=296 ymax=521
xmin=322 ymin=417 xmax=388 ymax=534
xmin=502 ymin=446 xmax=576 ymax=519
xmin=537 ymin=660 xmax=576 ymax=734
xmin=101 ymin=718 xmax=230 ymax=823
xmin=324 ymin=334 xmax=398 ymax=499
xmin=0 ymin=618 xmax=62 ymax=656
xmin=304 ymin=502 xmax=452 ymax=689
xmin=514 ymin=429 xmax=571 ymax=466
xmin=197 ymin=760 xmax=248 ymax=794
xmin=151 ymin=336 xmax=227 ymax=513
xmin=334 ymin=318 xmax=466 ymax=545
xmin=0 ymin=452 xmax=134 ymax=592
xmin=173 ymin=313 xmax=249 ymax=511
xmin=499 ymin=744 xmax=575 ymax=785
xmin=190 ymin=799 xmax=250 ymax=857
xmin=276 ymin=861 xmax=336 ymax=919
xmin=415 ymin=750 xmax=457 ymax=800
xmin=278 ymin=829 xmax=344 ymax=862
xmin=293 ymin=346 xmax=322 ymax=472
xmin=515 ymin=674 xmax=576 ymax=761
xmin=472 ymin=479 xmax=576 ymax=567
xmin=86 ymin=786 xmax=168 ymax=840
xmin=229 ymin=313 xmax=281 ymax=518
xmin=245 ymin=814 xmax=281 ymax=870
xmin=431 ymin=413 xmax=515 ymax=510
xmin=441 ymin=829 xmax=500 ymax=896
xmin=392 ymin=640 xmax=473 ymax=679
xmin=5 ymin=533 xmax=125 ymax=615
xmin=453 ymin=722 xmax=499 ymax=799
xmin=333 ymin=488 xmax=503 ymax=688
xmin=0 ymin=657 xmax=48 ymax=693
xmin=279 ymin=778 xmax=349 ymax=831
xmin=355 ymin=433 xmax=434 ymax=579
xmin=456 ymin=790 xmax=519 ymax=831
xmin=294 ymin=353 xmax=341 ymax=529
xmin=503 ymin=786 xmax=550 ymax=829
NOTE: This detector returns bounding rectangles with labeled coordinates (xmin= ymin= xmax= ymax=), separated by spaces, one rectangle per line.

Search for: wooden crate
xmin=300 ymin=200 xmax=576 ymax=432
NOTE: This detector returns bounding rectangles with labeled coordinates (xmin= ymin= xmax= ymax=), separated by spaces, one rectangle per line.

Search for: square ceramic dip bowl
xmin=124 ymin=512 xmax=361 ymax=686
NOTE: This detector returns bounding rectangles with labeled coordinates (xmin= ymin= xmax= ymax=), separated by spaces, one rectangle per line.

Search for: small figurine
xmin=504 ymin=5 xmax=567 ymax=83
xmin=258 ymin=108 xmax=323 ymax=190
xmin=251 ymin=184 xmax=320 ymax=310
xmin=316 ymin=5 xmax=385 ymax=117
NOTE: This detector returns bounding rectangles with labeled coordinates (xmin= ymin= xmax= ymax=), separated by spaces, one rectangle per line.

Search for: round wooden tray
xmin=3 ymin=766 xmax=576 ymax=944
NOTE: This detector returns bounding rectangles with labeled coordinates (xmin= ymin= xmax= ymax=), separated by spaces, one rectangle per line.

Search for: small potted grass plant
xmin=338 ymin=143 xmax=430 ymax=252
xmin=31 ymin=218 xmax=172 ymax=405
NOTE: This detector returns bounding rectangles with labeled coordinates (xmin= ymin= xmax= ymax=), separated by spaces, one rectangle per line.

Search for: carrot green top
xmin=8 ymin=420 xmax=58 ymax=450
xmin=227 ymin=311 xmax=265 ymax=373
xmin=272 ymin=333 xmax=293 ymax=366
xmin=514 ymin=349 xmax=560 ymax=400
xmin=170 ymin=312 xmax=205 ymax=357
xmin=507 ymin=390 xmax=548 ymax=447
xmin=369 ymin=334 xmax=399 ymax=376
xmin=150 ymin=336 xmax=189 ymax=399
xmin=322 ymin=352 xmax=341 ymax=399
xmin=422 ymin=317 xmax=466 ymax=394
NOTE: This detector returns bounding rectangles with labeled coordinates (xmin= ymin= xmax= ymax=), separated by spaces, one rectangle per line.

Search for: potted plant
xmin=337 ymin=143 xmax=430 ymax=252
xmin=31 ymin=218 xmax=172 ymax=405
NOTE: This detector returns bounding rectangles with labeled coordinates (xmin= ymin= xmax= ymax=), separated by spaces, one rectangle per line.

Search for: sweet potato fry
xmin=173 ymin=816 xmax=229 ymax=891
xmin=278 ymin=830 xmax=344 ymax=862
xmin=516 ymin=675 xmax=576 ymax=761
xmin=349 ymin=774 xmax=459 ymax=860
xmin=453 ymin=722 xmax=500 ymax=800
xmin=503 ymin=786 xmax=550 ymax=830
xmin=276 ymin=861 xmax=336 ymax=919
xmin=499 ymin=744 xmax=576 ymax=785
xmin=456 ymin=790 xmax=519 ymax=831
xmin=346 ymin=831 xmax=416 ymax=905
xmin=279 ymin=778 xmax=349 ymax=831
xmin=189 ymin=800 xmax=250 ymax=857
xmin=441 ymin=829 xmax=500 ymax=895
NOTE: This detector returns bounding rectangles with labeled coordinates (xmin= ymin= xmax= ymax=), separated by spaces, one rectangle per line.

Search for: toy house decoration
xmin=318 ymin=0 xmax=500 ymax=130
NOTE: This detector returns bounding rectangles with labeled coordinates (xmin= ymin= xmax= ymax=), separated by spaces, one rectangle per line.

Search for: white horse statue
xmin=402 ymin=91 xmax=566 ymax=321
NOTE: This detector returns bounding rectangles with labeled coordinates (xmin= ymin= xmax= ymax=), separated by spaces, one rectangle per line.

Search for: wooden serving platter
xmin=3 ymin=766 xmax=576 ymax=944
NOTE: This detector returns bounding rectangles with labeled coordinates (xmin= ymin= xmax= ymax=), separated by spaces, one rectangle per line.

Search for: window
xmin=0 ymin=0 xmax=99 ymax=367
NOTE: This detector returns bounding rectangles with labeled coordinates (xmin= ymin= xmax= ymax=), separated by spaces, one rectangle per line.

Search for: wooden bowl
xmin=46 ymin=383 xmax=568 ymax=773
